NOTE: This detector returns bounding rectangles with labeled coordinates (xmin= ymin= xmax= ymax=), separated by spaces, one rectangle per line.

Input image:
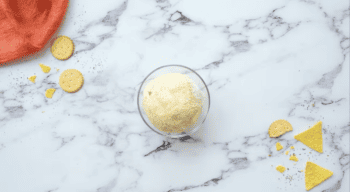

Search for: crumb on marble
xmin=276 ymin=142 xmax=283 ymax=151
xmin=39 ymin=63 xmax=51 ymax=73
xmin=276 ymin=165 xmax=286 ymax=173
xmin=45 ymin=88 xmax=56 ymax=98
xmin=28 ymin=75 xmax=36 ymax=83
xmin=289 ymin=154 xmax=298 ymax=162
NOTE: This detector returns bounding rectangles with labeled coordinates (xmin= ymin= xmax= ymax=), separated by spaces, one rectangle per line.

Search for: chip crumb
xmin=268 ymin=154 xmax=271 ymax=157
xmin=45 ymin=88 xmax=56 ymax=98
xmin=28 ymin=75 xmax=36 ymax=83
xmin=289 ymin=155 xmax=298 ymax=162
xmin=42 ymin=111 xmax=45 ymax=113
xmin=312 ymin=104 xmax=315 ymax=107
xmin=285 ymin=150 xmax=289 ymax=155
xmin=39 ymin=63 xmax=51 ymax=73
xmin=276 ymin=165 xmax=286 ymax=173
xmin=56 ymin=68 xmax=60 ymax=71
xmin=276 ymin=142 xmax=283 ymax=151
xmin=290 ymin=146 xmax=295 ymax=149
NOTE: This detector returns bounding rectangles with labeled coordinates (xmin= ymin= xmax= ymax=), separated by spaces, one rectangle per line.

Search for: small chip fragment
xmin=294 ymin=121 xmax=323 ymax=153
xmin=45 ymin=88 xmax=56 ymax=98
xmin=285 ymin=150 xmax=289 ymax=155
xmin=276 ymin=142 xmax=283 ymax=151
xmin=276 ymin=165 xmax=286 ymax=173
xmin=268 ymin=119 xmax=293 ymax=137
xmin=305 ymin=161 xmax=333 ymax=191
xmin=51 ymin=36 xmax=74 ymax=60
xmin=39 ymin=64 xmax=51 ymax=73
xmin=289 ymin=154 xmax=298 ymax=162
xmin=28 ymin=75 xmax=36 ymax=83
xmin=290 ymin=146 xmax=294 ymax=149
xmin=59 ymin=69 xmax=84 ymax=93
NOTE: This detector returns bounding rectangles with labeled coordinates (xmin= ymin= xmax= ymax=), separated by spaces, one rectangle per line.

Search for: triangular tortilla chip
xmin=305 ymin=161 xmax=333 ymax=191
xmin=294 ymin=121 xmax=323 ymax=153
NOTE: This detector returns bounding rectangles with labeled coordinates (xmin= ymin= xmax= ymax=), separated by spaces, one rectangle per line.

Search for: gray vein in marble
xmin=52 ymin=132 xmax=76 ymax=150
xmin=74 ymin=1 xmax=128 ymax=55
xmin=144 ymin=141 xmax=172 ymax=157
xmin=96 ymin=178 xmax=117 ymax=192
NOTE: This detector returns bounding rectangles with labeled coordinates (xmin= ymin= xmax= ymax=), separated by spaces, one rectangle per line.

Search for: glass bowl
xmin=137 ymin=64 xmax=210 ymax=138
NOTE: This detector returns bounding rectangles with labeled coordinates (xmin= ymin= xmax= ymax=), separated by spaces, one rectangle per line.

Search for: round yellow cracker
xmin=268 ymin=119 xmax=293 ymax=138
xmin=59 ymin=69 xmax=84 ymax=93
xmin=51 ymin=36 xmax=74 ymax=60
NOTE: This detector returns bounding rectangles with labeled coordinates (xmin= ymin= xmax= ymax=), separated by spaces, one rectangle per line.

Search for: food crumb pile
xmin=142 ymin=73 xmax=203 ymax=133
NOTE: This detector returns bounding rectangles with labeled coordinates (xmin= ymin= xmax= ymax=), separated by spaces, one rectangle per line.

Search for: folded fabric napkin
xmin=0 ymin=0 xmax=69 ymax=65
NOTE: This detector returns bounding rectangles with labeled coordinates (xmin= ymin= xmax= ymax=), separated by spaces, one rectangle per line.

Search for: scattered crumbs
xmin=300 ymin=170 xmax=304 ymax=172
xmin=276 ymin=165 xmax=286 ymax=173
xmin=276 ymin=142 xmax=283 ymax=151
xmin=285 ymin=150 xmax=289 ymax=155
xmin=28 ymin=75 xmax=36 ymax=83
xmin=290 ymin=146 xmax=295 ymax=149
xmin=268 ymin=154 xmax=271 ymax=157
xmin=286 ymin=175 xmax=293 ymax=181
xmin=56 ymin=68 xmax=60 ymax=71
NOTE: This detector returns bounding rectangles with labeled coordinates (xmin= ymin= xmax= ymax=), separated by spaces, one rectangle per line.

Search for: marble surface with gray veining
xmin=0 ymin=0 xmax=349 ymax=191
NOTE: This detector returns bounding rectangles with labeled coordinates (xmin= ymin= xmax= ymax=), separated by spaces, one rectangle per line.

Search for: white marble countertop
xmin=0 ymin=0 xmax=349 ymax=191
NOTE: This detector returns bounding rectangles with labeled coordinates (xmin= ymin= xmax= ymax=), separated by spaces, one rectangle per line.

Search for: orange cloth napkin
xmin=0 ymin=0 xmax=69 ymax=65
